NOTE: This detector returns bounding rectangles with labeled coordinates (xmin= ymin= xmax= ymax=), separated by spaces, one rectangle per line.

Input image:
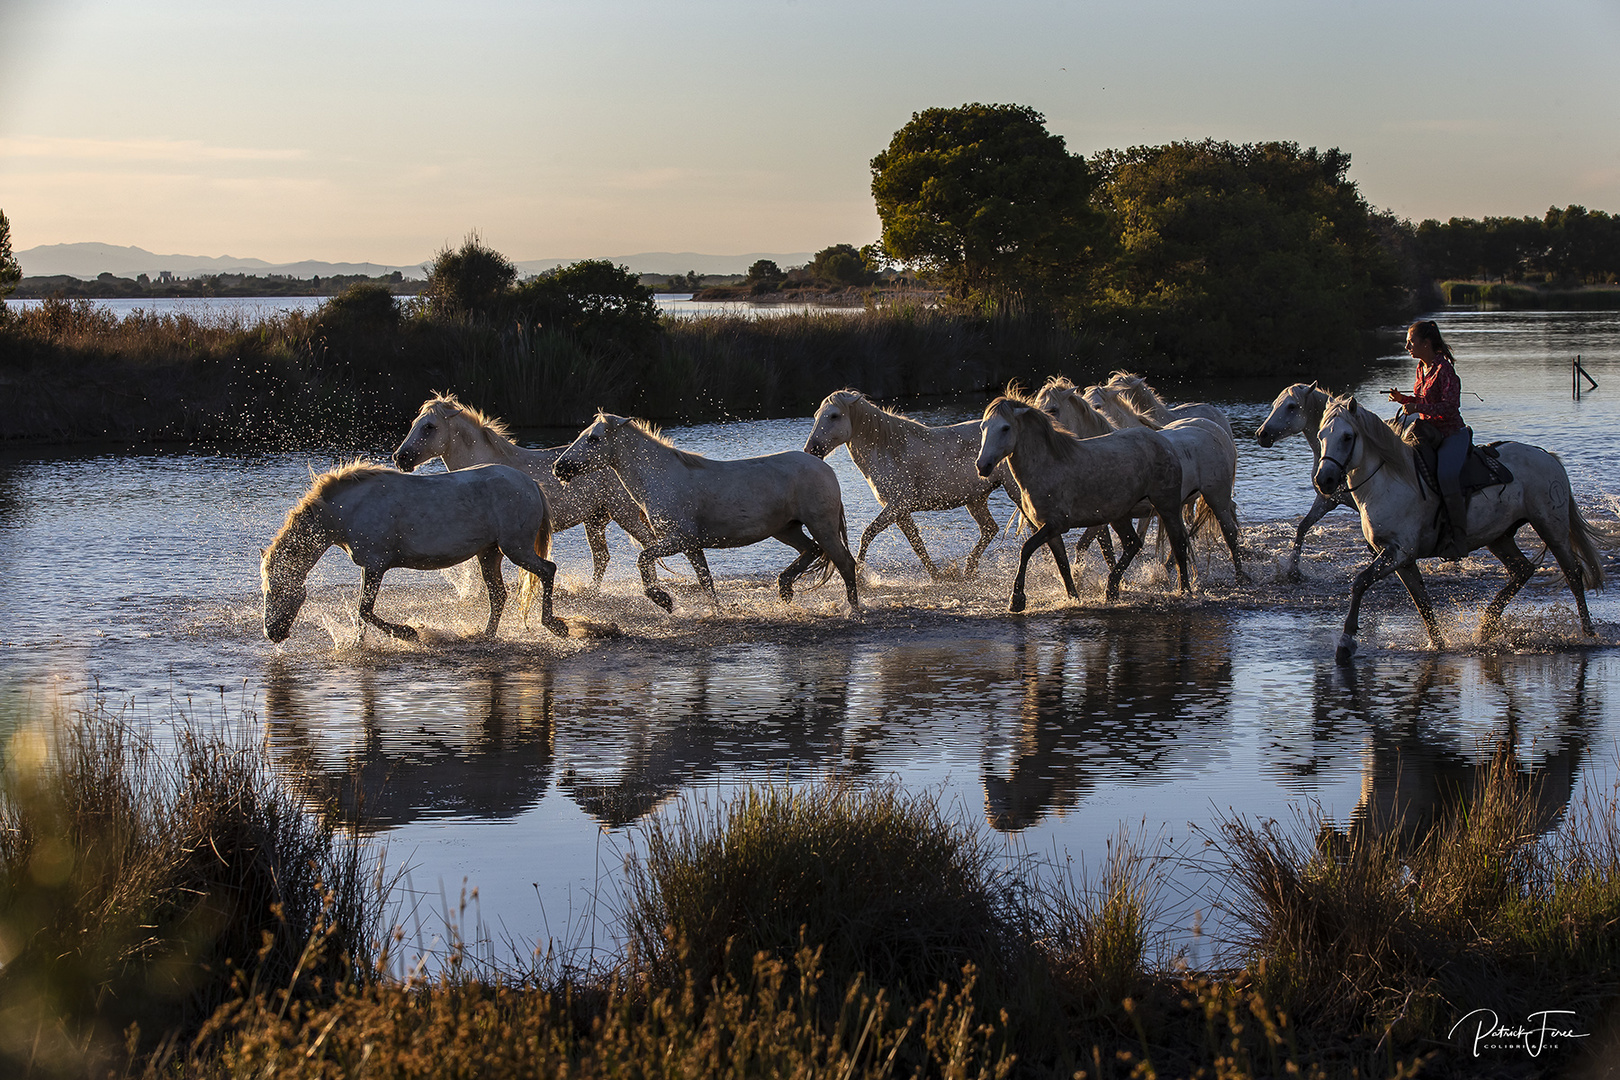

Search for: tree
xmin=746 ymin=259 xmax=784 ymax=284
xmin=1090 ymin=139 xmax=1402 ymax=373
xmin=870 ymin=103 xmax=1100 ymax=302
xmin=513 ymin=259 xmax=661 ymax=341
xmin=0 ymin=209 xmax=21 ymax=302
xmin=422 ymin=231 xmax=516 ymax=321
xmin=807 ymin=244 xmax=875 ymax=286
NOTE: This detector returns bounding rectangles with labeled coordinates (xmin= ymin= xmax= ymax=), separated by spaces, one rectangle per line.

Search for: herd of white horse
xmin=261 ymin=373 xmax=1609 ymax=664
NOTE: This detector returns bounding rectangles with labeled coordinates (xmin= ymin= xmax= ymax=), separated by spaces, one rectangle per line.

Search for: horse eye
xmin=423 ymin=422 xmax=435 ymax=432
xmin=586 ymin=433 xmax=600 ymax=444
xmin=1285 ymin=403 xmax=1296 ymax=412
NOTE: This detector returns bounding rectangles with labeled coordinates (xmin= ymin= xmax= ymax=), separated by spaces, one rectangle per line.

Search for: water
xmin=4 ymin=293 xmax=862 ymax=322
xmin=2 ymin=309 xmax=1617 ymax=967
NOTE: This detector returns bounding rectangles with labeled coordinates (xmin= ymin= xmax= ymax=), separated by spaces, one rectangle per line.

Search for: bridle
xmin=1319 ymin=428 xmax=1384 ymax=494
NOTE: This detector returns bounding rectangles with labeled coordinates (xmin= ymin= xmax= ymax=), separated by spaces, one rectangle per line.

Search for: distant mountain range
xmin=16 ymin=243 xmax=816 ymax=281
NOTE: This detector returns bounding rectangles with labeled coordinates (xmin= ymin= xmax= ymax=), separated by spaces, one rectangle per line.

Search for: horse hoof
xmin=648 ymin=589 xmax=674 ymax=613
xmin=1285 ymin=569 xmax=1303 ymax=585
xmin=1236 ymin=570 xmax=1253 ymax=586
xmin=397 ymin=625 xmax=419 ymax=642
xmin=545 ymin=618 xmax=569 ymax=638
xmin=1008 ymin=593 xmax=1027 ymax=613
xmin=1335 ymin=633 xmax=1356 ymax=664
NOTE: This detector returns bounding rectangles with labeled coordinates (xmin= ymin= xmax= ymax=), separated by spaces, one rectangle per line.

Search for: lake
xmin=2 ymin=309 xmax=1617 ymax=969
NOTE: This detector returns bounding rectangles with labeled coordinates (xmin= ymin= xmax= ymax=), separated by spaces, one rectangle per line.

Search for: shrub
xmin=422 ymin=232 xmax=517 ymax=322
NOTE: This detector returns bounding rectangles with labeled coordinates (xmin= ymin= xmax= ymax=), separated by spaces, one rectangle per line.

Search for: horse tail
xmin=518 ymin=488 xmax=555 ymax=621
xmin=1568 ymin=498 xmax=1607 ymax=592
xmin=1189 ymin=495 xmax=1217 ymax=540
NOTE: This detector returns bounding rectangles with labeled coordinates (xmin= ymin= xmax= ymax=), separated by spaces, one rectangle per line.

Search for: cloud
xmin=0 ymin=135 xmax=306 ymax=163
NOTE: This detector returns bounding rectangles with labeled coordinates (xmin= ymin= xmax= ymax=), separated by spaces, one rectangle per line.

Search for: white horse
xmin=803 ymin=389 xmax=1020 ymax=578
xmin=393 ymin=394 xmax=668 ymax=585
xmin=1313 ymin=395 xmax=1605 ymax=664
xmin=1092 ymin=370 xmax=1235 ymax=439
xmin=1256 ymin=381 xmax=1354 ymax=581
xmin=975 ymin=394 xmax=1191 ymax=610
xmin=262 ymin=462 xmax=568 ymax=643
xmin=1037 ymin=379 xmax=1247 ymax=583
xmin=553 ymin=413 xmax=859 ymax=613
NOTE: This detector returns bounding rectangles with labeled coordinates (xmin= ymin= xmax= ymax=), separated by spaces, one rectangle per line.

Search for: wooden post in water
xmin=1574 ymin=354 xmax=1599 ymax=399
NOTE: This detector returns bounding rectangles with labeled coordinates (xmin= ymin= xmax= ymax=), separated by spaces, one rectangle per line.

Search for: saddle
xmin=1410 ymin=436 xmax=1514 ymax=499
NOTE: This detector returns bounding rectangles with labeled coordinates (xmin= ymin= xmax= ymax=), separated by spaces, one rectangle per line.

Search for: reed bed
xmin=3 ymin=697 xmax=1617 ymax=1077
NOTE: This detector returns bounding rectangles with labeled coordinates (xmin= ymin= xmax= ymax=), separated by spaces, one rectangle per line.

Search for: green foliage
xmin=314 ymin=281 xmax=400 ymax=335
xmin=0 ymin=209 xmax=20 ymax=301
xmin=807 ymin=243 xmax=876 ymax=286
xmin=745 ymin=258 xmax=783 ymax=283
xmin=512 ymin=258 xmax=661 ymax=341
xmin=1416 ymin=206 xmax=1620 ymax=284
xmin=870 ymin=103 xmax=1101 ymax=303
xmin=422 ymin=231 xmax=517 ymax=321
xmin=1088 ymin=139 xmax=1403 ymax=374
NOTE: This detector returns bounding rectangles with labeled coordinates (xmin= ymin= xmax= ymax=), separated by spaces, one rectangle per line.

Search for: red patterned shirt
xmin=1393 ymin=357 xmax=1463 ymax=436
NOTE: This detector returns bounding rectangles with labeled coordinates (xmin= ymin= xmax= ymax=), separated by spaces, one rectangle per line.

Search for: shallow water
xmin=2 ymin=309 xmax=1618 ymax=966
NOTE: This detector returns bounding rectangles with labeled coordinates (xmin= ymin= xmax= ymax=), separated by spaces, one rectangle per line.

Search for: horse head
xmin=261 ymin=546 xmax=309 ymax=643
xmin=554 ymin=413 xmax=625 ymax=482
xmin=394 ymin=398 xmax=461 ymax=471
xmin=1257 ymin=382 xmax=1316 ymax=448
xmin=804 ymin=390 xmax=859 ymax=459
xmin=976 ymin=398 xmax=1027 ymax=477
xmin=1312 ymin=397 xmax=1365 ymax=496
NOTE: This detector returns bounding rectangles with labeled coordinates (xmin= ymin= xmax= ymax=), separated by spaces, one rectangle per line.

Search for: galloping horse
xmin=393 ymin=394 xmax=670 ymax=585
xmin=1313 ymin=396 xmax=1605 ymax=664
xmin=975 ymin=395 xmax=1191 ymax=611
xmin=803 ymin=389 xmax=1020 ymax=578
xmin=1256 ymin=382 xmax=1353 ymax=581
xmin=262 ymin=462 xmax=568 ymax=643
xmin=1036 ymin=377 xmax=1247 ymax=582
xmin=554 ymin=413 xmax=859 ymax=613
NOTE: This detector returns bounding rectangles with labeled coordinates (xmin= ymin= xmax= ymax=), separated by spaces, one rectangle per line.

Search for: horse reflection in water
xmin=552 ymin=644 xmax=862 ymax=827
xmin=264 ymin=656 xmax=556 ymax=830
xmin=1317 ymin=653 xmax=1598 ymax=849
xmin=981 ymin=609 xmax=1235 ymax=832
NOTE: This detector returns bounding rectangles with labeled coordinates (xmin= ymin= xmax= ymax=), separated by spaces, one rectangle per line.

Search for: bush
xmin=512 ymin=259 xmax=661 ymax=343
xmin=422 ymin=232 xmax=517 ymax=321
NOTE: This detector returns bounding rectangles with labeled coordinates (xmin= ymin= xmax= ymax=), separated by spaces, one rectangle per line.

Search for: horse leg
xmin=477 ymin=545 xmax=508 ymax=637
xmin=895 ymin=512 xmax=943 ymax=579
xmin=585 ymin=515 xmax=612 ymax=586
xmin=1205 ymin=489 xmax=1249 ymax=584
xmin=1076 ymin=525 xmax=1116 ymax=572
xmin=502 ymin=538 xmax=569 ymax=637
xmin=964 ymin=496 xmax=999 ymax=578
xmin=1538 ymin=526 xmax=1598 ymax=637
xmin=801 ymin=515 xmax=860 ymax=610
xmin=689 ymin=549 xmax=719 ymax=612
xmin=856 ymin=504 xmax=898 ymax=565
xmin=1151 ymin=497 xmax=1193 ymax=596
xmin=1479 ymin=534 xmax=1537 ymax=640
xmin=1288 ymin=493 xmax=1341 ymax=583
xmin=774 ymin=523 xmax=823 ymax=604
xmin=1337 ymin=546 xmax=1402 ymax=664
xmin=636 ymin=538 xmax=685 ymax=612
xmin=1392 ymin=562 xmax=1444 ymax=649
xmin=1009 ymin=523 xmax=1059 ymax=613
xmin=358 ymin=567 xmax=417 ymax=642
xmin=1104 ymin=520 xmax=1145 ymax=602
xmin=1045 ymin=531 xmax=1078 ymax=601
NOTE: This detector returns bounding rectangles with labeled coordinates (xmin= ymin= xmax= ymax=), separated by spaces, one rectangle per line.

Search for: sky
xmin=2 ymin=0 xmax=1618 ymax=266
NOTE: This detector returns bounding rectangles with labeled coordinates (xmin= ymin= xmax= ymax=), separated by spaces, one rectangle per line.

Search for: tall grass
xmin=0 ymin=697 xmax=379 ymax=1076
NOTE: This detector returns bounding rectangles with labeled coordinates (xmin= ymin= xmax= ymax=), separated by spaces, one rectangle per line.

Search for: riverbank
xmin=1441 ymin=280 xmax=1620 ymax=310
xmin=0 ymin=295 xmax=1383 ymax=446
xmin=3 ymin=701 xmax=1615 ymax=1078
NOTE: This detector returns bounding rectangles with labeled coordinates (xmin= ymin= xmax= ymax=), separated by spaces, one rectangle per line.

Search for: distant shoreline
xmin=10 ymin=272 xmax=424 ymax=301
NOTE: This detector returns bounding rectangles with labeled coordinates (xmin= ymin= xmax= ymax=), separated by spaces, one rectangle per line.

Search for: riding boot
xmin=1441 ymin=493 xmax=1469 ymax=559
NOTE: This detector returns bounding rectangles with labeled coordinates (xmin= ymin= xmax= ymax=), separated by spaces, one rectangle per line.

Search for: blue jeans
xmin=1437 ymin=427 xmax=1471 ymax=541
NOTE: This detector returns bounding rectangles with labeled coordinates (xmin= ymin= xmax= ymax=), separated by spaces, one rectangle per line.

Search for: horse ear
xmin=1348 ymin=398 xmax=1359 ymax=415
xmin=1309 ymin=380 xmax=1319 ymax=390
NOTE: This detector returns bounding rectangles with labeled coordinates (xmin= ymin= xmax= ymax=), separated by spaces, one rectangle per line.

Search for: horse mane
xmin=1086 ymin=384 xmax=1160 ymax=429
xmin=263 ymin=459 xmax=391 ymax=585
xmin=1321 ymin=396 xmax=1418 ymax=487
xmin=985 ymin=392 xmax=1084 ymax=465
xmin=1102 ymin=372 xmax=1173 ymax=424
xmin=1033 ymin=376 xmax=1113 ymax=437
xmin=823 ymin=388 xmax=926 ymax=451
xmin=617 ymin=413 xmax=712 ymax=468
xmin=417 ymin=392 xmax=514 ymax=442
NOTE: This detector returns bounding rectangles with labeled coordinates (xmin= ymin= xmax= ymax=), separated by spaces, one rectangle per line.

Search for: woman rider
xmin=1388 ymin=319 xmax=1469 ymax=557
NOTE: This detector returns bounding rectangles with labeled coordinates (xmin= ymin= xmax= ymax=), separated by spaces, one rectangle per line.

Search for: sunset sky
xmin=3 ymin=0 xmax=1618 ymax=265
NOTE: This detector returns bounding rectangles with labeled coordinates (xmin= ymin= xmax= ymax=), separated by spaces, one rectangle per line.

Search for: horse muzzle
xmin=553 ymin=459 xmax=583 ymax=483
xmin=1312 ymin=463 xmax=1342 ymax=497
xmin=392 ymin=448 xmax=421 ymax=472
xmin=803 ymin=439 xmax=830 ymax=460
xmin=1256 ymin=428 xmax=1275 ymax=449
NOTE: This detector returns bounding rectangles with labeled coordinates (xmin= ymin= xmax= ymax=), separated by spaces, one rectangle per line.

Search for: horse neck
xmin=267 ymin=505 xmax=336 ymax=586
xmin=1303 ymin=392 xmax=1329 ymax=460
xmin=847 ymin=397 xmax=909 ymax=456
xmin=1058 ymin=398 xmax=1111 ymax=438
xmin=609 ymin=426 xmax=686 ymax=491
xmin=1121 ymin=385 xmax=1171 ymax=423
xmin=448 ymin=416 xmax=524 ymax=468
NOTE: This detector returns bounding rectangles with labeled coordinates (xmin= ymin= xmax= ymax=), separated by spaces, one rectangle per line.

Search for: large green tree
xmin=1090 ymin=139 xmax=1403 ymax=373
xmin=422 ymin=231 xmax=517 ymax=321
xmin=870 ymin=104 xmax=1100 ymax=303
